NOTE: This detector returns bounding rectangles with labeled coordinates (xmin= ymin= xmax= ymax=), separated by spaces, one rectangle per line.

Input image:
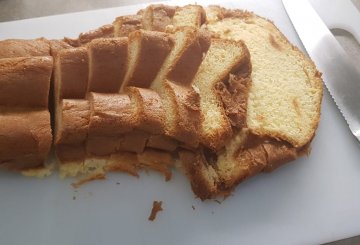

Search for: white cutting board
xmin=0 ymin=0 xmax=360 ymax=244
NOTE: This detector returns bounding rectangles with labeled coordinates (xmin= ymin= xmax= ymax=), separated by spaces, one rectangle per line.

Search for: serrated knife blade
xmin=282 ymin=0 xmax=360 ymax=143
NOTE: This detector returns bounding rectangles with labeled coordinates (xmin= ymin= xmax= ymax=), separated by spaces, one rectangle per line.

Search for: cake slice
xmin=126 ymin=87 xmax=165 ymax=135
xmin=87 ymin=92 xmax=135 ymax=136
xmin=149 ymin=27 xmax=210 ymax=147
xmin=141 ymin=4 xmax=176 ymax=31
xmin=119 ymin=30 xmax=174 ymax=91
xmin=172 ymin=5 xmax=206 ymax=29
xmin=142 ymin=4 xmax=206 ymax=31
xmin=113 ymin=15 xmax=143 ymax=37
xmin=87 ymin=37 xmax=128 ymax=93
xmin=55 ymin=99 xmax=90 ymax=145
xmin=0 ymin=56 xmax=53 ymax=107
xmin=54 ymin=47 xmax=89 ymax=100
xmin=192 ymin=38 xmax=251 ymax=150
xmin=0 ymin=109 xmax=52 ymax=170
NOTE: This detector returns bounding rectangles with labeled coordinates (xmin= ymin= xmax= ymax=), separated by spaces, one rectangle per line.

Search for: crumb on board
xmin=214 ymin=199 xmax=222 ymax=204
xmin=192 ymin=205 xmax=195 ymax=210
xmin=71 ymin=173 xmax=106 ymax=188
xmin=116 ymin=182 xmax=120 ymax=185
xmin=73 ymin=196 xmax=76 ymax=200
xmin=21 ymin=163 xmax=54 ymax=178
xmin=148 ymin=201 xmax=163 ymax=221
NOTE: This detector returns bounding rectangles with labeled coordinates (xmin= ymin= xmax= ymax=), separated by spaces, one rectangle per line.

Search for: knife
xmin=282 ymin=0 xmax=360 ymax=142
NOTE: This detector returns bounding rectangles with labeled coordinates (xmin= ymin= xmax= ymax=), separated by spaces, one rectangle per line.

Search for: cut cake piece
xmin=0 ymin=56 xmax=53 ymax=107
xmin=55 ymin=99 xmax=90 ymax=145
xmin=54 ymin=47 xmax=89 ymax=100
xmin=172 ymin=5 xmax=206 ymax=29
xmin=206 ymin=6 xmax=323 ymax=148
xmin=87 ymin=37 xmax=128 ymax=93
xmin=87 ymin=92 xmax=135 ymax=136
xmin=0 ymin=109 xmax=52 ymax=170
xmin=113 ymin=15 xmax=143 ymax=37
xmin=120 ymin=30 xmax=174 ymax=91
xmin=150 ymin=27 xmax=210 ymax=147
xmin=141 ymin=4 xmax=176 ymax=31
xmin=192 ymin=38 xmax=251 ymax=150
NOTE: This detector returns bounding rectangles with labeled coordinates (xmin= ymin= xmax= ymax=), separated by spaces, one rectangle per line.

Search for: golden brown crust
xmin=167 ymin=27 xmax=210 ymax=86
xmin=172 ymin=5 xmax=207 ymax=28
xmin=118 ymin=130 xmax=149 ymax=153
xmin=105 ymin=152 xmax=139 ymax=177
xmin=113 ymin=15 xmax=143 ymax=37
xmin=163 ymin=81 xmax=200 ymax=147
xmin=88 ymin=37 xmax=128 ymax=93
xmin=56 ymin=144 xmax=86 ymax=163
xmin=49 ymin=39 xmax=73 ymax=57
xmin=55 ymin=99 xmax=90 ymax=145
xmin=0 ymin=56 xmax=53 ymax=107
xmin=138 ymin=149 xmax=173 ymax=181
xmin=54 ymin=47 xmax=89 ymax=99
xmin=0 ymin=110 xmax=52 ymax=170
xmin=142 ymin=4 xmax=176 ymax=31
xmin=178 ymin=149 xmax=218 ymax=200
xmin=79 ymin=24 xmax=114 ymax=45
xmin=86 ymin=136 xmax=120 ymax=156
xmin=88 ymin=92 xmax=135 ymax=136
xmin=0 ymin=38 xmax=50 ymax=58
xmin=146 ymin=135 xmax=178 ymax=152
xmin=121 ymin=30 xmax=174 ymax=90
xmin=126 ymin=87 xmax=165 ymax=134
xmin=64 ymin=24 xmax=115 ymax=47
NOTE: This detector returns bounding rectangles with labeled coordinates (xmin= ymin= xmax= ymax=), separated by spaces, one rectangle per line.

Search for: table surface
xmin=0 ymin=1 xmax=360 ymax=244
